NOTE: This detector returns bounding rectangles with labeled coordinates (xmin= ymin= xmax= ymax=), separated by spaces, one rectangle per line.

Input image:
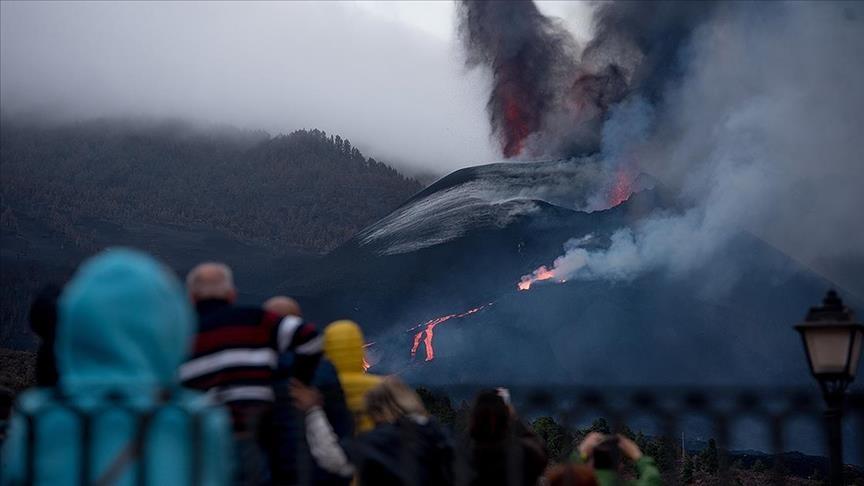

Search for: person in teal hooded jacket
xmin=1 ymin=248 xmax=233 ymax=486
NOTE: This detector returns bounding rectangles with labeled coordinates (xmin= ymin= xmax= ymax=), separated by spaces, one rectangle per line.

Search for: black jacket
xmin=346 ymin=417 xmax=454 ymax=486
xmin=469 ymin=421 xmax=548 ymax=486
xmin=271 ymin=355 xmax=353 ymax=486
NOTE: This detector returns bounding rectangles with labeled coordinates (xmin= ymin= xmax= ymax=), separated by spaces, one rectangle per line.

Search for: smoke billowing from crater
xmin=461 ymin=1 xmax=864 ymax=294
xmin=457 ymin=0 xmax=577 ymax=158
xmin=459 ymin=0 xmax=719 ymax=160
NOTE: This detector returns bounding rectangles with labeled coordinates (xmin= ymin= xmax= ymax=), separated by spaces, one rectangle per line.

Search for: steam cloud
xmin=464 ymin=1 xmax=864 ymax=293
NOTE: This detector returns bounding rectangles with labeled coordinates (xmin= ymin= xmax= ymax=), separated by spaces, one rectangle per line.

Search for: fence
xmin=439 ymin=385 xmax=864 ymax=485
xmin=6 ymin=386 xmax=864 ymax=485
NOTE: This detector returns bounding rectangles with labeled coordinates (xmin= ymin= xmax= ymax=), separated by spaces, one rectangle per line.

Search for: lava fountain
xmin=608 ymin=167 xmax=635 ymax=207
xmin=517 ymin=265 xmax=557 ymax=291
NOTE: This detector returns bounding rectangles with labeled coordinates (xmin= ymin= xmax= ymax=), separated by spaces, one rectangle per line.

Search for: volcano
xmin=283 ymin=159 xmax=859 ymax=386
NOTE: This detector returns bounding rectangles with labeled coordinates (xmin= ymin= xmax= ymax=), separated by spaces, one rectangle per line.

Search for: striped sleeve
xmin=275 ymin=315 xmax=323 ymax=355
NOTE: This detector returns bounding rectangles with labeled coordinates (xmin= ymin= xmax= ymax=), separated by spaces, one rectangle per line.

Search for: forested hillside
xmin=0 ymin=117 xmax=422 ymax=252
xmin=0 ymin=117 xmax=423 ymax=348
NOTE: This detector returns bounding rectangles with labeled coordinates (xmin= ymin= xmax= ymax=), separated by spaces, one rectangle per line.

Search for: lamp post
xmin=795 ymin=290 xmax=863 ymax=486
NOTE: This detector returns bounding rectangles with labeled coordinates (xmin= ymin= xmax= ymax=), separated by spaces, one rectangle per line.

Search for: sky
xmin=0 ymin=0 xmax=594 ymax=176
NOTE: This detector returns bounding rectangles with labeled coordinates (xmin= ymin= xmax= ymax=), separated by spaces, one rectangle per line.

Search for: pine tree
xmin=701 ymin=438 xmax=719 ymax=474
xmin=751 ymin=459 xmax=767 ymax=473
xmin=681 ymin=455 xmax=695 ymax=484
xmin=589 ymin=417 xmax=610 ymax=434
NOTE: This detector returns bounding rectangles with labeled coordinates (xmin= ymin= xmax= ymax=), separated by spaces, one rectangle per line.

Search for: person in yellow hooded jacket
xmin=322 ymin=320 xmax=382 ymax=433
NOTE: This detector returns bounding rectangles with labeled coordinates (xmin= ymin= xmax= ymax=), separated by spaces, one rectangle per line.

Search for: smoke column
xmin=459 ymin=0 xmax=719 ymax=160
xmin=457 ymin=0 xmax=577 ymax=158
xmin=461 ymin=1 xmax=864 ymax=292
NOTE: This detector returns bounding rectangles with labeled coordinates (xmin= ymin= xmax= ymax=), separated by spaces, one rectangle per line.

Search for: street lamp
xmin=795 ymin=289 xmax=863 ymax=486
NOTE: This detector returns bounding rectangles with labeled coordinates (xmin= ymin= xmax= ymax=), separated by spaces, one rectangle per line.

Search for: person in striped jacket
xmin=180 ymin=262 xmax=322 ymax=485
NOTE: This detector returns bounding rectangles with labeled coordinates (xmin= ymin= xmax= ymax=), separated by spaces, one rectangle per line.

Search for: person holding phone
xmin=576 ymin=432 xmax=662 ymax=486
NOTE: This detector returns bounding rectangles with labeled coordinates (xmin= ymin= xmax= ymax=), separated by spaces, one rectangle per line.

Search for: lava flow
xmin=362 ymin=342 xmax=374 ymax=372
xmin=517 ymin=265 xmax=556 ymax=291
xmin=409 ymin=303 xmax=492 ymax=362
xmin=608 ymin=168 xmax=635 ymax=207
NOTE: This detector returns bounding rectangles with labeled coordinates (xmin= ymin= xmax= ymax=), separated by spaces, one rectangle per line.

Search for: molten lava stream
xmin=408 ymin=304 xmax=492 ymax=362
xmin=608 ymin=168 xmax=634 ymax=207
xmin=362 ymin=342 xmax=374 ymax=372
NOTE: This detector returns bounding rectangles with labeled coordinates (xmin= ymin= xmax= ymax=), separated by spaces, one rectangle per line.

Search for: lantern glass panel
xmin=804 ymin=327 xmax=861 ymax=376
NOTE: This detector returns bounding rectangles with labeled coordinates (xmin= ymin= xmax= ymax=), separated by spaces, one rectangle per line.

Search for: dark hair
xmin=546 ymin=463 xmax=598 ymax=486
xmin=29 ymin=284 xmax=61 ymax=338
xmin=592 ymin=435 xmax=621 ymax=470
xmin=30 ymin=284 xmax=62 ymax=387
xmin=469 ymin=389 xmax=511 ymax=442
xmin=0 ymin=386 xmax=14 ymax=420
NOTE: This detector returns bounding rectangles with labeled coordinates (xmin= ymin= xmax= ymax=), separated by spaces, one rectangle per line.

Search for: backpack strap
xmin=93 ymin=429 xmax=145 ymax=486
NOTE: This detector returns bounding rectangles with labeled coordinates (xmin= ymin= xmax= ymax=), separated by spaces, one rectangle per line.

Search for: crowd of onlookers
xmin=0 ymin=248 xmax=662 ymax=485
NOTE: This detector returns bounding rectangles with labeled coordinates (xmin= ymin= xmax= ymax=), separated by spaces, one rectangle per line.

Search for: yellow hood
xmin=323 ymin=320 xmax=381 ymax=432
xmin=323 ymin=320 xmax=367 ymax=375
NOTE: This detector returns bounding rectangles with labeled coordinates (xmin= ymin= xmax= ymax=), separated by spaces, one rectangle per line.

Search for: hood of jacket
xmin=56 ymin=248 xmax=195 ymax=389
xmin=323 ymin=320 xmax=367 ymax=375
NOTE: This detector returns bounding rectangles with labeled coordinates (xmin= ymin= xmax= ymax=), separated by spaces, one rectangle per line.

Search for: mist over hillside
xmin=0 ymin=116 xmax=423 ymax=347
xmin=1 ymin=117 xmax=422 ymax=252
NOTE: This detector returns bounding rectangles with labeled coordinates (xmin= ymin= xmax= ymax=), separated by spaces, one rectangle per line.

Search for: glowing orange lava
xmin=608 ymin=168 xmax=634 ymax=207
xmin=517 ymin=265 xmax=556 ymax=291
xmin=362 ymin=342 xmax=374 ymax=372
xmin=502 ymin=93 xmax=530 ymax=157
xmin=409 ymin=303 xmax=492 ymax=362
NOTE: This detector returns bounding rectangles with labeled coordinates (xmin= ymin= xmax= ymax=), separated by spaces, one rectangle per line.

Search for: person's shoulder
xmin=417 ymin=417 xmax=453 ymax=447
xmin=312 ymin=359 xmax=341 ymax=384
xmin=172 ymin=387 xmax=220 ymax=408
xmin=203 ymin=304 xmax=269 ymax=326
xmin=10 ymin=387 xmax=56 ymax=414
xmin=360 ymin=421 xmax=401 ymax=444
xmin=353 ymin=372 xmax=383 ymax=385
xmin=171 ymin=389 xmax=231 ymax=423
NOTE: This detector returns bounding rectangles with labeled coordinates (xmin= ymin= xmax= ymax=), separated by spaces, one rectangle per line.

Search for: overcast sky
xmin=0 ymin=1 xmax=594 ymax=176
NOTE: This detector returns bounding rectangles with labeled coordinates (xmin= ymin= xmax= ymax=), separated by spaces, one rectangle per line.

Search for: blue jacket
xmin=1 ymin=249 xmax=233 ymax=486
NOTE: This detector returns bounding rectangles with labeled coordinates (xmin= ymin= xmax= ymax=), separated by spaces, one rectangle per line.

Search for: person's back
xmin=546 ymin=464 xmax=598 ymax=486
xmin=575 ymin=433 xmax=662 ymax=486
xmin=348 ymin=415 xmax=453 ymax=486
xmin=322 ymin=320 xmax=381 ymax=433
xmin=296 ymin=375 xmax=454 ymax=486
xmin=182 ymin=297 xmax=284 ymax=432
xmin=468 ymin=389 xmax=547 ymax=486
xmin=266 ymin=296 xmax=353 ymax=485
xmin=0 ymin=249 xmax=232 ymax=486
xmin=180 ymin=265 xmax=320 ymax=435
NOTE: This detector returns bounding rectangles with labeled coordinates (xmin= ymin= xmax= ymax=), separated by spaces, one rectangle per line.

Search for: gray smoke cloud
xmin=460 ymin=0 xmax=722 ymax=160
xmin=521 ymin=1 xmax=864 ymax=296
xmin=457 ymin=0 xmax=578 ymax=158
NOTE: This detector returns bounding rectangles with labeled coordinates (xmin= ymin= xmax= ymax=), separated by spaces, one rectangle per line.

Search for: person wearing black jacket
xmin=292 ymin=376 xmax=454 ymax=486
xmin=467 ymin=388 xmax=548 ymax=486
xmin=266 ymin=296 xmax=353 ymax=486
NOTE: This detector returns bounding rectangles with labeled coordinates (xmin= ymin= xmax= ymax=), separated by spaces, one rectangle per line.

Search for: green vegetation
xmin=416 ymin=388 xmax=859 ymax=485
xmin=1 ymin=118 xmax=422 ymax=253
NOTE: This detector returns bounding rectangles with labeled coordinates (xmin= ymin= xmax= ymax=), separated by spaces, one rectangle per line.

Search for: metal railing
xmin=7 ymin=386 xmax=864 ymax=485
xmin=439 ymin=386 xmax=864 ymax=485
xmin=10 ymin=389 xmax=213 ymax=486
